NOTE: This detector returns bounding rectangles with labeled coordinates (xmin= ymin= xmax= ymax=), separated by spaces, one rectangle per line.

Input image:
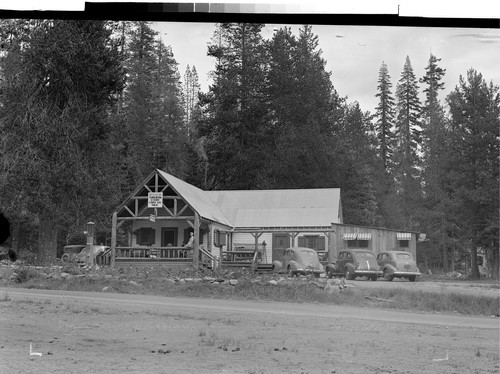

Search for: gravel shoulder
xmin=1 ymin=287 xmax=499 ymax=374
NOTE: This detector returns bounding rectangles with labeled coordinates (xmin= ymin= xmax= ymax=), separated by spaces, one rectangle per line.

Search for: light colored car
xmin=326 ymin=249 xmax=381 ymax=281
xmin=60 ymin=245 xmax=86 ymax=262
xmin=274 ymin=247 xmax=324 ymax=277
xmin=75 ymin=245 xmax=109 ymax=266
xmin=376 ymin=251 xmax=421 ymax=282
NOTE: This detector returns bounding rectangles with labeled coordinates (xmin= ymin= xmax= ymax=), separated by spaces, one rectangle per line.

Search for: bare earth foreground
xmin=0 ymin=287 xmax=498 ymax=374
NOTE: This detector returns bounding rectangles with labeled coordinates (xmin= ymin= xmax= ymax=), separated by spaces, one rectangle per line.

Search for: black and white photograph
xmin=0 ymin=2 xmax=499 ymax=373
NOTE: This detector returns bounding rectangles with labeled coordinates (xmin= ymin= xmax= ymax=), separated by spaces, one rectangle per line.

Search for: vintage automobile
xmin=273 ymin=247 xmax=324 ymax=277
xmin=60 ymin=245 xmax=86 ymax=262
xmin=376 ymin=251 xmax=421 ymax=282
xmin=74 ymin=245 xmax=110 ymax=266
xmin=325 ymin=249 xmax=381 ymax=281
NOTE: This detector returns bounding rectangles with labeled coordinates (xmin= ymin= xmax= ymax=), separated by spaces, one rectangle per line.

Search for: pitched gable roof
xmin=156 ymin=170 xmax=233 ymax=227
xmin=117 ymin=170 xmax=342 ymax=230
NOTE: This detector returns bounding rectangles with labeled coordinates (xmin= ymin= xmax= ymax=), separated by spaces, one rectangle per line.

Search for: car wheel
xmin=408 ymin=275 xmax=416 ymax=282
xmin=345 ymin=268 xmax=354 ymax=280
xmin=384 ymin=270 xmax=393 ymax=281
xmin=61 ymin=254 xmax=70 ymax=262
xmin=325 ymin=266 xmax=333 ymax=279
xmin=287 ymin=266 xmax=295 ymax=277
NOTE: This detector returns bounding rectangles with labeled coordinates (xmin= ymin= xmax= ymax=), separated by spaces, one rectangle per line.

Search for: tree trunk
xmin=470 ymin=243 xmax=480 ymax=280
xmin=442 ymin=243 xmax=449 ymax=272
xmin=11 ymin=221 xmax=21 ymax=252
xmin=491 ymin=248 xmax=499 ymax=280
xmin=38 ymin=216 xmax=58 ymax=264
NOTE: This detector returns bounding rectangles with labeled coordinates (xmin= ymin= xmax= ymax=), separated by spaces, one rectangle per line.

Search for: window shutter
xmin=298 ymin=236 xmax=306 ymax=247
xmin=318 ymin=236 xmax=326 ymax=250
xmin=148 ymin=228 xmax=155 ymax=245
xmin=138 ymin=228 xmax=146 ymax=245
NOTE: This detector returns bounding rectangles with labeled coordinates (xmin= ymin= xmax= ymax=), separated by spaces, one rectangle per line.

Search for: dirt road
xmin=1 ymin=287 xmax=499 ymax=374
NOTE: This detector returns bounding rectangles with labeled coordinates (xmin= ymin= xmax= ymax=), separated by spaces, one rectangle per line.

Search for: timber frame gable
xmin=117 ymin=171 xmax=196 ymax=222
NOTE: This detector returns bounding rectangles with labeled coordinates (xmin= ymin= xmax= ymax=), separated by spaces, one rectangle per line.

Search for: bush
xmin=13 ymin=267 xmax=42 ymax=283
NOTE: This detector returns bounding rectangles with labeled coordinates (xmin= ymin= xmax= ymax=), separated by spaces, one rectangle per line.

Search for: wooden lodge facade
xmin=109 ymin=169 xmax=420 ymax=270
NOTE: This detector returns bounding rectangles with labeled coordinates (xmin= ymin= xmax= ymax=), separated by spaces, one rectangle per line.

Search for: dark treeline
xmin=0 ymin=20 xmax=498 ymax=278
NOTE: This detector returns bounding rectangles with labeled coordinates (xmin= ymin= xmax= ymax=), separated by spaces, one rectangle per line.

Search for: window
xmin=137 ymin=228 xmax=155 ymax=246
xmin=399 ymin=240 xmax=409 ymax=248
xmin=347 ymin=240 xmax=368 ymax=248
xmin=298 ymin=235 xmax=325 ymax=250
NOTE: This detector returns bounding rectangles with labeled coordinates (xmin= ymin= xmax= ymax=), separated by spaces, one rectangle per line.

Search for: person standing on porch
xmin=182 ymin=231 xmax=194 ymax=258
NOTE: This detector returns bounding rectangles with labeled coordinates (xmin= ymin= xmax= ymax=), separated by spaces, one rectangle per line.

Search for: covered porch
xmin=108 ymin=170 xmax=232 ymax=269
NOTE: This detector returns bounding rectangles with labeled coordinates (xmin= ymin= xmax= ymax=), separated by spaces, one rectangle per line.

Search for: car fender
xmin=272 ymin=260 xmax=283 ymax=272
xmin=288 ymin=260 xmax=299 ymax=271
xmin=325 ymin=263 xmax=337 ymax=272
xmin=384 ymin=264 xmax=397 ymax=275
xmin=345 ymin=263 xmax=356 ymax=272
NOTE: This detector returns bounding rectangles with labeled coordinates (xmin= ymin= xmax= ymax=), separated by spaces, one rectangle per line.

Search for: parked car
xmin=376 ymin=251 xmax=421 ymax=282
xmin=325 ymin=249 xmax=381 ymax=281
xmin=60 ymin=245 xmax=86 ymax=262
xmin=74 ymin=245 xmax=109 ymax=266
xmin=273 ymin=247 xmax=324 ymax=277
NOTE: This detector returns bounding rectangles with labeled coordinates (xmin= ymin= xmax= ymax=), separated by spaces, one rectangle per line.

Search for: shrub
xmin=14 ymin=267 xmax=42 ymax=283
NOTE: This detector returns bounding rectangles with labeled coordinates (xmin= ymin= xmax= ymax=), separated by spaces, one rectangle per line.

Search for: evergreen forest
xmin=0 ymin=20 xmax=498 ymax=279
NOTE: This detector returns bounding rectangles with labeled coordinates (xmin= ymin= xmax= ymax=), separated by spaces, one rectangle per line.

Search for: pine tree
xmin=183 ymin=64 xmax=200 ymax=133
xmin=198 ymin=23 xmax=269 ymax=190
xmin=394 ymin=55 xmax=423 ymax=229
xmin=374 ymin=62 xmax=396 ymax=171
xmin=116 ymin=21 xmax=187 ymax=189
xmin=419 ymin=54 xmax=454 ymax=271
xmin=0 ymin=20 xmax=124 ymax=261
xmin=264 ymin=25 xmax=342 ymax=189
xmin=336 ymin=102 xmax=382 ymax=226
xmin=447 ymin=69 xmax=500 ymax=279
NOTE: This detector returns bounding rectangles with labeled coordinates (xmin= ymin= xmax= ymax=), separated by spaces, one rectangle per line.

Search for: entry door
xmin=162 ymin=228 xmax=178 ymax=247
xmin=272 ymin=234 xmax=290 ymax=261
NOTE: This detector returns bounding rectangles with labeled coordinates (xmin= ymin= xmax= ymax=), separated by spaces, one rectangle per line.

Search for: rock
xmin=102 ymin=286 xmax=112 ymax=292
xmin=129 ymin=281 xmax=139 ymax=286
xmin=229 ymin=279 xmax=239 ymax=286
xmin=277 ymin=280 xmax=293 ymax=287
xmin=268 ymin=280 xmax=278 ymax=286
xmin=324 ymin=284 xmax=339 ymax=293
xmin=60 ymin=272 xmax=71 ymax=279
xmin=203 ymin=276 xmax=216 ymax=282
xmin=184 ymin=278 xmax=194 ymax=282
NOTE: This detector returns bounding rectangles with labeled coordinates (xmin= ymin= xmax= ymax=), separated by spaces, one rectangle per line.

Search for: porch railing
xmin=116 ymin=246 xmax=192 ymax=259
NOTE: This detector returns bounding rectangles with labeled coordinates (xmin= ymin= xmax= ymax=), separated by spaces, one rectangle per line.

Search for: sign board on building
xmin=148 ymin=192 xmax=163 ymax=208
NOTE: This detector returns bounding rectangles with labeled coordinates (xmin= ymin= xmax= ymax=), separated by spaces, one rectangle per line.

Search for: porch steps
xmin=253 ymin=264 xmax=274 ymax=273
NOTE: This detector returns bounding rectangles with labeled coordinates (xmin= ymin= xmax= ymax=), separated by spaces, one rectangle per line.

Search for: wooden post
xmin=111 ymin=211 xmax=117 ymax=268
xmin=194 ymin=212 xmax=200 ymax=268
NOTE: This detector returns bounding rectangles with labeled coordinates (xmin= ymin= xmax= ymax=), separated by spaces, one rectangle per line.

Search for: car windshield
xmin=356 ymin=251 xmax=374 ymax=258
xmin=300 ymin=250 xmax=317 ymax=258
xmin=396 ymin=253 xmax=412 ymax=259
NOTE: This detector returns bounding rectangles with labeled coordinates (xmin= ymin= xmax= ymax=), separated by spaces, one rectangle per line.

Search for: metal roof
xmin=206 ymin=188 xmax=342 ymax=229
xmin=121 ymin=170 xmax=342 ymax=230
xmin=156 ymin=170 xmax=233 ymax=227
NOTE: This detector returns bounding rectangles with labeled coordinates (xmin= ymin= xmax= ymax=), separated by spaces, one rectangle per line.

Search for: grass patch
xmin=361 ymin=286 xmax=499 ymax=316
xmin=5 ymin=265 xmax=499 ymax=317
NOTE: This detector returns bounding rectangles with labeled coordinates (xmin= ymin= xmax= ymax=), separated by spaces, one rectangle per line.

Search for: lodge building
xmin=109 ymin=169 xmax=419 ymax=269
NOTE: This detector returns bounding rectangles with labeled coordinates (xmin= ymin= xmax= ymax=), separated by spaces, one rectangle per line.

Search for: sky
xmin=155 ymin=21 xmax=500 ymax=114
xmin=3 ymin=1 xmax=498 ymax=114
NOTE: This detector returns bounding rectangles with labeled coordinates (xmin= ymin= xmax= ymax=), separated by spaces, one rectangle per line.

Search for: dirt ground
xmin=1 ymin=288 xmax=499 ymax=374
